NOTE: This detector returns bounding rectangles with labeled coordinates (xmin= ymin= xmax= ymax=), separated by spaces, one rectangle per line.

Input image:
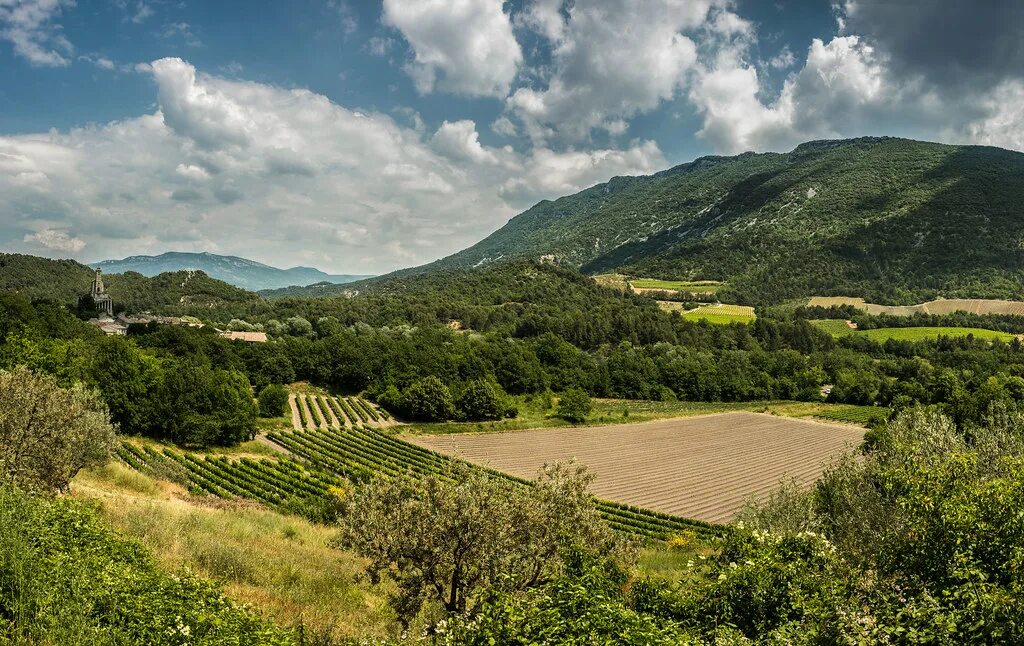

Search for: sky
xmin=1 ymin=0 xmax=1022 ymax=274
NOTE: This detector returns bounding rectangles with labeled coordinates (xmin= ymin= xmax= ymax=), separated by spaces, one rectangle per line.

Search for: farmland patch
xmin=409 ymin=412 xmax=862 ymax=523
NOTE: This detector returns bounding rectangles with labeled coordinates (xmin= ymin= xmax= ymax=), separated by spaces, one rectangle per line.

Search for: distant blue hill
xmin=92 ymin=252 xmax=372 ymax=292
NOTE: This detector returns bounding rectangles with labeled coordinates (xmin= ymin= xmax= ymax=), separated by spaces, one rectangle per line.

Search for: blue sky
xmin=1 ymin=0 xmax=1022 ymax=273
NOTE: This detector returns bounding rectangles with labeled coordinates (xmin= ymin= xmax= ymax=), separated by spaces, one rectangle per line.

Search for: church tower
xmin=91 ymin=268 xmax=113 ymax=316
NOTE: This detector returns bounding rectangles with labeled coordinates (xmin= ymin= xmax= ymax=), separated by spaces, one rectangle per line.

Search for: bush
xmin=257 ymin=384 xmax=289 ymax=418
xmin=0 ymin=486 xmax=292 ymax=644
xmin=456 ymin=379 xmax=508 ymax=421
xmin=556 ymin=388 xmax=592 ymax=423
xmin=401 ymin=376 xmax=455 ymax=422
xmin=0 ymin=366 xmax=116 ymax=492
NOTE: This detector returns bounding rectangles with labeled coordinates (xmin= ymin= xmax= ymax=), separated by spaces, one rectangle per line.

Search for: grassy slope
xmin=73 ymin=462 xmax=397 ymax=642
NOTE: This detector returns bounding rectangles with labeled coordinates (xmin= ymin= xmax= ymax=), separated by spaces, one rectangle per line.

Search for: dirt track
xmin=408 ymin=412 xmax=864 ymax=523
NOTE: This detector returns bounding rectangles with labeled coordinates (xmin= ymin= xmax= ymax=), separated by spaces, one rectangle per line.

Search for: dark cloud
xmin=846 ymin=0 xmax=1024 ymax=89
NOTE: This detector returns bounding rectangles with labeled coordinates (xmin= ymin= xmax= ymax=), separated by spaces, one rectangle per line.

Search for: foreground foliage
xmin=0 ymin=366 xmax=115 ymax=492
xmin=336 ymin=462 xmax=624 ymax=625
xmin=0 ymin=485 xmax=292 ymax=645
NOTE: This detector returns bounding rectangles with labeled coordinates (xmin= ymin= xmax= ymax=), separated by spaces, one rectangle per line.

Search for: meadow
xmin=810 ymin=319 xmax=1017 ymax=342
xmin=631 ymin=278 xmax=724 ymax=293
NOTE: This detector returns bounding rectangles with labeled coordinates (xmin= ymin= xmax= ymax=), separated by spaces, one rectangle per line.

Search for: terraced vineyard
xmin=411 ymin=412 xmax=864 ymax=523
xmin=289 ymin=392 xmax=390 ymax=431
xmin=115 ymin=442 xmax=341 ymax=510
xmin=266 ymin=425 xmax=723 ymax=540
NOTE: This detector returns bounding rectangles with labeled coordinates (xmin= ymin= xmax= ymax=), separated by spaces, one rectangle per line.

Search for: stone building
xmin=90 ymin=268 xmax=113 ymax=316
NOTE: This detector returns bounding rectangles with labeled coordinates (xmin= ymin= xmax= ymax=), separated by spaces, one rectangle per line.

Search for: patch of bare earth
xmin=407 ymin=412 xmax=864 ymax=523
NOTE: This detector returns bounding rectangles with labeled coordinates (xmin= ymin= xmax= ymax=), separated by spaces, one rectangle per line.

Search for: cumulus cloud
xmin=24 ymin=228 xmax=85 ymax=253
xmin=691 ymin=35 xmax=897 ymax=153
xmin=956 ymin=80 xmax=1024 ymax=153
xmin=499 ymin=140 xmax=664 ymax=205
xmin=431 ymin=120 xmax=498 ymax=164
xmin=0 ymin=58 xmax=664 ymax=272
xmin=382 ymin=0 xmax=522 ymax=97
xmin=507 ymin=0 xmax=713 ymax=143
xmin=0 ymin=0 xmax=74 ymax=66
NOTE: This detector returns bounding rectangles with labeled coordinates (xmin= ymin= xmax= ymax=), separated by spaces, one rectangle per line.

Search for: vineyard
xmin=289 ymin=392 xmax=390 ymax=431
xmin=114 ymin=424 xmax=722 ymax=541
xmin=811 ymin=404 xmax=889 ymax=425
xmin=114 ymin=442 xmax=341 ymax=511
xmin=265 ymin=424 xmax=723 ymax=540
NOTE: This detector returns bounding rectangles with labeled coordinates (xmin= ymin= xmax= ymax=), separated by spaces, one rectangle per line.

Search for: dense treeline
xmin=7 ymin=259 xmax=1024 ymax=435
xmin=0 ymin=293 xmax=256 ymax=446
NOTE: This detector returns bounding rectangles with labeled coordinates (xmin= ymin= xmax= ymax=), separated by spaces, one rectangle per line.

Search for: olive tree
xmin=335 ymin=462 xmax=622 ymax=623
xmin=0 ymin=366 xmax=116 ymax=492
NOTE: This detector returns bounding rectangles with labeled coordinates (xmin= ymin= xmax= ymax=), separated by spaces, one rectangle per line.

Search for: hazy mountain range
xmin=92 ymin=252 xmax=372 ymax=292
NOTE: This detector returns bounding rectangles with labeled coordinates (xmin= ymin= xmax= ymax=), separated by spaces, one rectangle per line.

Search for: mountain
xmin=421 ymin=137 xmax=1024 ymax=305
xmin=93 ymin=252 xmax=372 ymax=291
xmin=0 ymin=253 xmax=258 ymax=312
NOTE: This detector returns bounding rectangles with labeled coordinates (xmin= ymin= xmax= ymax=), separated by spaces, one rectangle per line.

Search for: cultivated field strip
xmin=288 ymin=394 xmax=303 ymax=431
xmin=408 ymin=412 xmax=864 ymax=523
xmin=115 ymin=442 xmax=341 ymax=511
xmin=265 ymin=425 xmax=720 ymax=540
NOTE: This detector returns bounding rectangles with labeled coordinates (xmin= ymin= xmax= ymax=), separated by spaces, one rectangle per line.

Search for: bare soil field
xmin=808 ymin=296 xmax=1024 ymax=317
xmin=408 ymin=412 xmax=863 ymax=523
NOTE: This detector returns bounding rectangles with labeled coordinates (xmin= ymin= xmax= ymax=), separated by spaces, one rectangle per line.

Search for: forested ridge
xmin=0 ymin=252 xmax=259 ymax=313
xmin=272 ymin=137 xmax=1024 ymax=305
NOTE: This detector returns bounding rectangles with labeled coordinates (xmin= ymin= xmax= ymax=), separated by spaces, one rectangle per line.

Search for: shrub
xmin=257 ymin=384 xmax=289 ymax=418
xmin=0 ymin=486 xmax=292 ymax=644
xmin=0 ymin=366 xmax=116 ymax=492
xmin=401 ymin=376 xmax=455 ymax=422
xmin=556 ymin=388 xmax=592 ymax=423
xmin=456 ymin=379 xmax=508 ymax=421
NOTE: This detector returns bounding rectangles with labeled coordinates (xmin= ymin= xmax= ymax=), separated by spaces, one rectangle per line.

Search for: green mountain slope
xmin=430 ymin=137 xmax=1024 ymax=304
xmin=0 ymin=253 xmax=259 ymax=313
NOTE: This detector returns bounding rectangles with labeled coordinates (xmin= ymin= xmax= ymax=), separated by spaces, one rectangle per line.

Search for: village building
xmin=90 ymin=268 xmax=113 ymax=316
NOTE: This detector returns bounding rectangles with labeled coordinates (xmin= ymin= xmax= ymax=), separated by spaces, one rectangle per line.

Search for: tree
xmin=556 ymin=388 xmax=592 ymax=423
xmin=456 ymin=379 xmax=508 ymax=421
xmin=401 ymin=376 xmax=455 ymax=421
xmin=336 ymin=462 xmax=619 ymax=624
xmin=257 ymin=384 xmax=289 ymax=418
xmin=0 ymin=366 xmax=116 ymax=492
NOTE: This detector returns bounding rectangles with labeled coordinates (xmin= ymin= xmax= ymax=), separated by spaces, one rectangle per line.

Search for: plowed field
xmin=408 ymin=412 xmax=863 ymax=523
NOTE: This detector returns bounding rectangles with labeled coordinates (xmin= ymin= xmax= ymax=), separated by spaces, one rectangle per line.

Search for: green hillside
xmin=0 ymin=253 xmax=258 ymax=313
xmin=425 ymin=137 xmax=1024 ymax=305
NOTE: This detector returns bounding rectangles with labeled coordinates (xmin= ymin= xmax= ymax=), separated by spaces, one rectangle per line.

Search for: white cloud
xmin=490 ymin=116 xmax=517 ymax=137
xmin=24 ymin=228 xmax=85 ymax=253
xmin=508 ymin=0 xmax=712 ymax=142
xmin=382 ymin=0 xmax=522 ymax=98
xmin=431 ymin=120 xmax=498 ymax=164
xmin=131 ymin=1 xmax=153 ymax=24
xmin=0 ymin=58 xmax=662 ymax=272
xmin=957 ymin=80 xmax=1024 ymax=153
xmin=499 ymin=140 xmax=665 ymax=205
xmin=691 ymin=35 xmax=892 ymax=153
xmin=0 ymin=0 xmax=74 ymax=66
xmin=768 ymin=46 xmax=795 ymax=70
